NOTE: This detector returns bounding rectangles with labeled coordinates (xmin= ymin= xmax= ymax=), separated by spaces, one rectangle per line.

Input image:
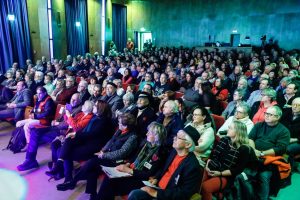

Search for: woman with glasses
xmin=185 ymin=106 xmax=215 ymax=167
xmin=96 ymin=122 xmax=167 ymax=200
xmin=201 ymin=121 xmax=257 ymax=200
xmin=251 ymin=88 xmax=278 ymax=124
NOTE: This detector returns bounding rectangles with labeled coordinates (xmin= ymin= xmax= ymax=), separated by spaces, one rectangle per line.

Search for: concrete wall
xmin=52 ymin=0 xmax=67 ymax=60
xmin=126 ymin=0 xmax=300 ymax=50
xmin=27 ymin=0 xmax=50 ymax=62
xmin=87 ymin=0 xmax=102 ymax=54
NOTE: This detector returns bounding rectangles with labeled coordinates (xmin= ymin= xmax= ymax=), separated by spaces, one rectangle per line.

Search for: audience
xmin=1 ymin=44 xmax=299 ymax=200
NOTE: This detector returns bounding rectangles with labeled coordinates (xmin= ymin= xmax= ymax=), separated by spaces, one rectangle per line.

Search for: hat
xmin=138 ymin=91 xmax=151 ymax=100
xmin=107 ymin=81 xmax=117 ymax=88
xmin=183 ymin=125 xmax=200 ymax=145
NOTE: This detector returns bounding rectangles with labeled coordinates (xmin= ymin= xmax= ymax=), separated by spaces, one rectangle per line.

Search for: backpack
xmin=6 ymin=126 xmax=26 ymax=153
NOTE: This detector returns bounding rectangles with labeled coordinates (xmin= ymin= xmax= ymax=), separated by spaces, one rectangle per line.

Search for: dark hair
xmin=191 ymin=106 xmax=212 ymax=124
xmin=36 ymin=86 xmax=47 ymax=93
xmin=118 ymin=113 xmax=136 ymax=130
xmin=124 ymin=68 xmax=132 ymax=77
xmin=95 ymin=100 xmax=112 ymax=118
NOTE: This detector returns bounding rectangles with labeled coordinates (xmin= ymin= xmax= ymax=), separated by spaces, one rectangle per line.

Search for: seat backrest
xmin=54 ymin=104 xmax=65 ymax=120
xmin=211 ymin=114 xmax=225 ymax=131
xmin=175 ymin=91 xmax=184 ymax=99
xmin=24 ymin=106 xmax=33 ymax=119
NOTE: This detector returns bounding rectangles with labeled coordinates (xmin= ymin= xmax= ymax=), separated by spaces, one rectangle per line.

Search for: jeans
xmin=257 ymin=170 xmax=272 ymax=200
xmin=287 ymin=142 xmax=300 ymax=169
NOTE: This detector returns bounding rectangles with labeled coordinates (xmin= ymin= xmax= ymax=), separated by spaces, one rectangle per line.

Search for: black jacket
xmin=154 ymin=150 xmax=202 ymax=200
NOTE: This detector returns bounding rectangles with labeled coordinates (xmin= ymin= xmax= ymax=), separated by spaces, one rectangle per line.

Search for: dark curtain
xmin=112 ymin=4 xmax=127 ymax=52
xmin=65 ymin=0 xmax=88 ymax=56
xmin=0 ymin=0 xmax=32 ymax=73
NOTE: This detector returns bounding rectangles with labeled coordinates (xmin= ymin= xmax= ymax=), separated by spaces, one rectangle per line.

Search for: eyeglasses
xmin=235 ymin=110 xmax=244 ymax=114
xmin=174 ymin=135 xmax=187 ymax=141
xmin=264 ymin=112 xmax=278 ymax=117
xmin=193 ymin=113 xmax=202 ymax=116
xmin=292 ymin=104 xmax=300 ymax=108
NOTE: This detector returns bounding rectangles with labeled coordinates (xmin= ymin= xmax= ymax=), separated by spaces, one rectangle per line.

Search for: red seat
xmin=175 ymin=91 xmax=184 ymax=99
xmin=211 ymin=114 xmax=225 ymax=132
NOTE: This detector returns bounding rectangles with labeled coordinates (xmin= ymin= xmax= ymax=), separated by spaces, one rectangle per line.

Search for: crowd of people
xmin=0 ymin=44 xmax=300 ymax=200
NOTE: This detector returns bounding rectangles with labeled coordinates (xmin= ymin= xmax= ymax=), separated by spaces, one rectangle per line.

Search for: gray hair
xmin=83 ymin=100 xmax=94 ymax=113
xmin=122 ymin=92 xmax=134 ymax=104
xmin=262 ymin=88 xmax=277 ymax=101
xmin=166 ymin=100 xmax=179 ymax=113
xmin=268 ymin=106 xmax=283 ymax=119
xmin=79 ymin=80 xmax=88 ymax=88
xmin=237 ymin=102 xmax=250 ymax=116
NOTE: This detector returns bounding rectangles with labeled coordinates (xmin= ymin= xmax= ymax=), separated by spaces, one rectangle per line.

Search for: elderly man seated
xmin=128 ymin=126 xmax=202 ymax=200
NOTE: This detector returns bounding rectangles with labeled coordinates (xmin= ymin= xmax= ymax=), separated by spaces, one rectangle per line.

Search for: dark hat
xmin=138 ymin=91 xmax=151 ymax=100
xmin=107 ymin=81 xmax=117 ymax=88
xmin=183 ymin=125 xmax=200 ymax=145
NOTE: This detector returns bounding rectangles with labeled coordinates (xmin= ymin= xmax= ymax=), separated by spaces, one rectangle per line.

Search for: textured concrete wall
xmin=52 ymin=0 xmax=67 ymax=60
xmin=127 ymin=0 xmax=300 ymax=50
xmin=27 ymin=0 xmax=49 ymax=61
xmin=87 ymin=0 xmax=102 ymax=54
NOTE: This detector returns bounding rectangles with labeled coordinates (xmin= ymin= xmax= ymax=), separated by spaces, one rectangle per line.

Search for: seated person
xmin=0 ymin=81 xmax=32 ymax=122
xmin=16 ymin=95 xmax=82 ymax=171
xmin=281 ymin=97 xmax=300 ymax=171
xmin=185 ymin=106 xmax=215 ymax=167
xmin=56 ymin=113 xmax=138 ymax=197
xmin=250 ymin=88 xmax=277 ymax=124
xmin=100 ymin=82 xmax=123 ymax=116
xmin=45 ymin=100 xmax=113 ymax=181
xmin=96 ymin=122 xmax=167 ymax=200
xmin=156 ymin=100 xmax=183 ymax=151
xmin=218 ymin=102 xmax=254 ymax=135
xmin=222 ymin=89 xmax=245 ymax=119
xmin=0 ymin=84 xmax=13 ymax=105
xmin=249 ymin=106 xmax=290 ymax=199
xmin=16 ymin=86 xmax=55 ymax=150
xmin=128 ymin=126 xmax=202 ymax=200
xmin=201 ymin=121 xmax=257 ymax=200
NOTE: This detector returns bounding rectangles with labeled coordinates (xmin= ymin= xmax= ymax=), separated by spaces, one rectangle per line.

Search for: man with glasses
xmin=89 ymin=84 xmax=102 ymax=103
xmin=249 ymin=106 xmax=290 ymax=199
xmin=128 ymin=126 xmax=202 ymax=200
xmin=218 ymin=102 xmax=254 ymax=135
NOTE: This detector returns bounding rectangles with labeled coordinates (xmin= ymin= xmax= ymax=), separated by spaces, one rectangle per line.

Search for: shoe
xmin=47 ymin=161 xmax=53 ymax=170
xmin=45 ymin=161 xmax=63 ymax=177
xmin=17 ymin=159 xmax=39 ymax=171
xmin=56 ymin=181 xmax=76 ymax=191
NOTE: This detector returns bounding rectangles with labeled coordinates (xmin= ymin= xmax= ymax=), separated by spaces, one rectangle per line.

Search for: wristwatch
xmin=260 ymin=151 xmax=265 ymax=157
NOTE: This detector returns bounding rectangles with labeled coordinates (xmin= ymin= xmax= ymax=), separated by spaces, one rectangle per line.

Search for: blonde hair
xmin=231 ymin=120 xmax=249 ymax=148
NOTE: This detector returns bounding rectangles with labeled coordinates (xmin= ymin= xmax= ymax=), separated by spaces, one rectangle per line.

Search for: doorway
xmin=134 ymin=31 xmax=152 ymax=52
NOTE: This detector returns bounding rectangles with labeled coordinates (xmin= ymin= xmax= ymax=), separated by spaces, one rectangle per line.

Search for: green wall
xmin=126 ymin=0 xmax=300 ymax=50
xmin=52 ymin=0 xmax=67 ymax=60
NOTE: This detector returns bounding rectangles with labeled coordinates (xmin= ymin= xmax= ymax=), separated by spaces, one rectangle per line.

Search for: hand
xmin=208 ymin=170 xmax=222 ymax=177
xmin=254 ymin=149 xmax=261 ymax=157
xmin=95 ymin=151 xmax=104 ymax=158
xmin=65 ymin=110 xmax=71 ymax=118
xmin=141 ymin=186 xmax=158 ymax=198
xmin=29 ymin=113 xmax=35 ymax=119
xmin=116 ymin=163 xmax=131 ymax=173
xmin=66 ymin=132 xmax=76 ymax=139
xmin=148 ymin=177 xmax=158 ymax=185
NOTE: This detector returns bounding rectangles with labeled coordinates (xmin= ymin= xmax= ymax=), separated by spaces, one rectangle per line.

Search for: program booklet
xmin=101 ymin=166 xmax=132 ymax=178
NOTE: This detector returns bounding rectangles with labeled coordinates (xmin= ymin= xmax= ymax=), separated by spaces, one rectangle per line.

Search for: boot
xmin=17 ymin=152 xmax=39 ymax=171
xmin=45 ymin=160 xmax=63 ymax=177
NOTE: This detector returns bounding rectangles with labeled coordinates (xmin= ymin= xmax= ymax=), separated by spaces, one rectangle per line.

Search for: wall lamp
xmin=8 ymin=14 xmax=15 ymax=21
